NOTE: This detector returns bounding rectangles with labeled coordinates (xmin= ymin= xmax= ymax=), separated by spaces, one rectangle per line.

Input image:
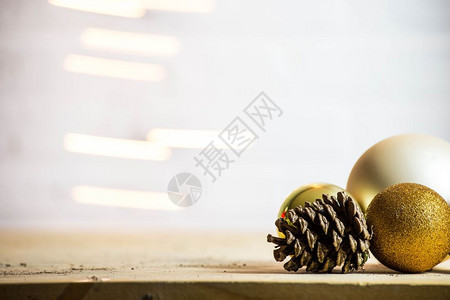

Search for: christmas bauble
xmin=277 ymin=183 xmax=349 ymax=238
xmin=366 ymin=183 xmax=450 ymax=273
xmin=347 ymin=134 xmax=450 ymax=212
xmin=278 ymin=183 xmax=346 ymax=219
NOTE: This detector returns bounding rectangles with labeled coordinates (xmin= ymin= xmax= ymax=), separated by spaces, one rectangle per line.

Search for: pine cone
xmin=267 ymin=192 xmax=373 ymax=273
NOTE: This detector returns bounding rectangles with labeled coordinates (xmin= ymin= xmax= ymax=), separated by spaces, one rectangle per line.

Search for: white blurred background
xmin=0 ymin=0 xmax=449 ymax=232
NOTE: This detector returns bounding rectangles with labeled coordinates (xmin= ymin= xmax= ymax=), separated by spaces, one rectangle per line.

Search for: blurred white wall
xmin=0 ymin=0 xmax=449 ymax=231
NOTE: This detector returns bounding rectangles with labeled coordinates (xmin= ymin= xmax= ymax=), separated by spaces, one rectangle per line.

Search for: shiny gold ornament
xmin=347 ymin=134 xmax=450 ymax=212
xmin=277 ymin=183 xmax=348 ymax=237
xmin=366 ymin=183 xmax=450 ymax=273
xmin=278 ymin=183 xmax=346 ymax=218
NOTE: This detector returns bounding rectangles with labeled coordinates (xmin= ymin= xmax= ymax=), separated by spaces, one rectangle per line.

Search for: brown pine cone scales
xmin=267 ymin=192 xmax=373 ymax=273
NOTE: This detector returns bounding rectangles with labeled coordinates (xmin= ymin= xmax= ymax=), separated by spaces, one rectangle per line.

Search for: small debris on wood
xmin=141 ymin=294 xmax=153 ymax=300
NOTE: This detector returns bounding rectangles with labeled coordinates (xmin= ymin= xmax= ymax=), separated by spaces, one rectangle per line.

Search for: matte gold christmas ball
xmin=366 ymin=183 xmax=450 ymax=273
xmin=347 ymin=134 xmax=450 ymax=212
xmin=277 ymin=183 xmax=348 ymax=237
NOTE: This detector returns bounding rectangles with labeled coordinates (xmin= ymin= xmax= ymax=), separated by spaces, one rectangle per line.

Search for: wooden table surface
xmin=0 ymin=229 xmax=449 ymax=299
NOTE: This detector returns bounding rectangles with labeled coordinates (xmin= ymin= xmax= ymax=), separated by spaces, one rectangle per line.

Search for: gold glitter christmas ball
xmin=347 ymin=134 xmax=450 ymax=212
xmin=277 ymin=183 xmax=348 ymax=237
xmin=366 ymin=183 xmax=450 ymax=273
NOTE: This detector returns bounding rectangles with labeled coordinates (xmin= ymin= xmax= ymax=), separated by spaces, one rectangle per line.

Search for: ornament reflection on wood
xmin=347 ymin=134 xmax=450 ymax=212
